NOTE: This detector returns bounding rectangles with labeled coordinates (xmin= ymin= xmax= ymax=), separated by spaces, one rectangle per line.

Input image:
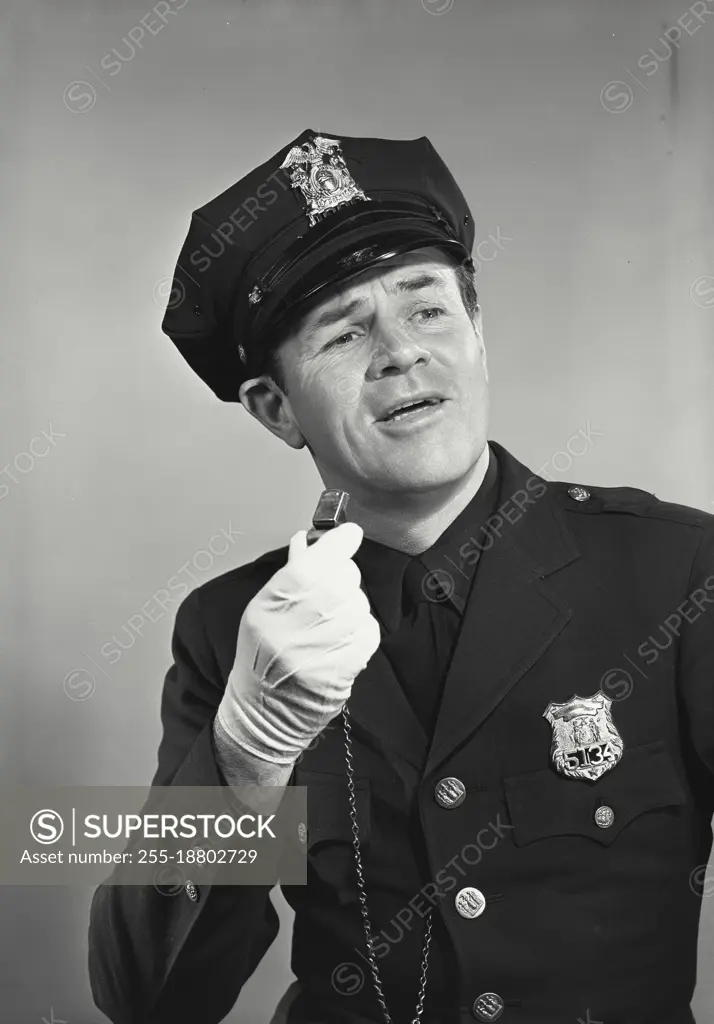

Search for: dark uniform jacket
xmin=87 ymin=440 xmax=714 ymax=1024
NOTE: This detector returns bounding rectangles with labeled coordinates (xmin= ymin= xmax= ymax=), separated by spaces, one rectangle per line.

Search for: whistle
xmin=306 ymin=489 xmax=350 ymax=546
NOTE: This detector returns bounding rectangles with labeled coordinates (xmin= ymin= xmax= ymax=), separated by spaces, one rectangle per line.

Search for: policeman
xmin=87 ymin=130 xmax=714 ymax=1024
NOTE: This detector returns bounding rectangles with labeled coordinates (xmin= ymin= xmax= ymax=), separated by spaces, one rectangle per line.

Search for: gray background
xmin=2 ymin=0 xmax=713 ymax=1020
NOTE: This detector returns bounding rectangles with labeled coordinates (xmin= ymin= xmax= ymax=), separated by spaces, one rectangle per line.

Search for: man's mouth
xmin=378 ymin=397 xmax=445 ymax=422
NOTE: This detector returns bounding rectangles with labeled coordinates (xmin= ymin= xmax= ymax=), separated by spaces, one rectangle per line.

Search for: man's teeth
xmin=388 ymin=399 xmax=438 ymax=420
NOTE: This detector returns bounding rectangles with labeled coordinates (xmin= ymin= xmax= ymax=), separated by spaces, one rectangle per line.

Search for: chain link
xmin=342 ymin=703 xmax=432 ymax=1024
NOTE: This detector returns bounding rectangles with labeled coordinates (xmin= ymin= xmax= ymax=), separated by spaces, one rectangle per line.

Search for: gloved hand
xmin=216 ymin=522 xmax=381 ymax=766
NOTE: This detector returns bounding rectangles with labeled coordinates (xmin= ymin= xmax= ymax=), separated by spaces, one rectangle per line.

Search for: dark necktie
xmin=379 ymin=556 xmax=463 ymax=737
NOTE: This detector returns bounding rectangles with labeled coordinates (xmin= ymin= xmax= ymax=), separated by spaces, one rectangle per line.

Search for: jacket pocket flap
xmin=503 ymin=740 xmax=687 ymax=847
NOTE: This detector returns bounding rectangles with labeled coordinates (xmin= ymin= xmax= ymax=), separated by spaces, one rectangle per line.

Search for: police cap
xmin=161 ymin=129 xmax=475 ymax=401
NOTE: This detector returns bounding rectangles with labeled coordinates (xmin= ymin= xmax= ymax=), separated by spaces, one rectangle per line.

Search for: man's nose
xmin=368 ymin=322 xmax=431 ymax=377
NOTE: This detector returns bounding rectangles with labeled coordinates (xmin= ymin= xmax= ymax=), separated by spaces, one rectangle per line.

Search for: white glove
xmin=216 ymin=522 xmax=381 ymax=766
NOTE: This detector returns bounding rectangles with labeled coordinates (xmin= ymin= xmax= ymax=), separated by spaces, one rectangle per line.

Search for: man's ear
xmin=471 ymin=305 xmax=488 ymax=383
xmin=238 ymin=375 xmax=306 ymax=450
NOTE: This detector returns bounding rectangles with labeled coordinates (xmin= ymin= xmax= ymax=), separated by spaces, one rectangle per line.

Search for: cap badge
xmin=543 ymin=691 xmax=624 ymax=781
xmin=280 ymin=135 xmax=368 ymax=226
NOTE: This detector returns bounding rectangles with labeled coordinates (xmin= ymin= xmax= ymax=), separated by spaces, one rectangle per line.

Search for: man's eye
xmin=327 ymin=330 xmax=359 ymax=348
xmin=413 ymin=306 xmax=446 ymax=322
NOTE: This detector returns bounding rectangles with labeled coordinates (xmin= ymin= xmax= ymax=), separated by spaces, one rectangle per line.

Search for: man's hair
xmin=259 ymin=256 xmax=478 ymax=395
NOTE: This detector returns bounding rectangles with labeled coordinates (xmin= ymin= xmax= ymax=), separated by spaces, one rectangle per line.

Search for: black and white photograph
xmin=4 ymin=1 xmax=714 ymax=1022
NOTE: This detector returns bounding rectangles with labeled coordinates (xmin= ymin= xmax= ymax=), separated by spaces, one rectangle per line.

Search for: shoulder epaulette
xmin=553 ymin=480 xmax=714 ymax=529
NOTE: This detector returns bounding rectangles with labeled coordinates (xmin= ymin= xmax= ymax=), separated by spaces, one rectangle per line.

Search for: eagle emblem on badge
xmin=543 ymin=691 xmax=624 ymax=781
xmin=280 ymin=135 xmax=368 ymax=226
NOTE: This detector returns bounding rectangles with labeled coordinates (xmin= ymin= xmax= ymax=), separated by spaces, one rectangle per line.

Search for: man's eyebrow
xmin=386 ymin=272 xmax=445 ymax=295
xmin=304 ymin=298 xmax=367 ymax=339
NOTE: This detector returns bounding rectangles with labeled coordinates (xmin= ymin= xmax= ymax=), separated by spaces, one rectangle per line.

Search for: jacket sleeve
xmin=87 ymin=584 xmax=281 ymax=1024
xmin=678 ymin=520 xmax=714 ymax=794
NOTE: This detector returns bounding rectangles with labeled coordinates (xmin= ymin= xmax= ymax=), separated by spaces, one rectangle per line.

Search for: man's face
xmin=242 ymin=247 xmax=489 ymax=499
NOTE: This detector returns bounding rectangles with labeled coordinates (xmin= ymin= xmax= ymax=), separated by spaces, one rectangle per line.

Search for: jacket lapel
xmin=347 ymin=645 xmax=430 ymax=771
xmin=424 ymin=440 xmax=580 ymax=777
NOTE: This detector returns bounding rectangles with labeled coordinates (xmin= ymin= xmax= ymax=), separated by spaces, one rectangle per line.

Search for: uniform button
xmin=455 ymin=886 xmax=486 ymax=919
xmin=472 ymin=991 xmax=505 ymax=1021
xmin=594 ymin=805 xmax=615 ymax=828
xmin=297 ymin=821 xmax=308 ymax=844
xmin=567 ymin=485 xmax=590 ymax=502
xmin=185 ymin=879 xmax=199 ymax=903
xmin=434 ymin=777 xmax=466 ymax=808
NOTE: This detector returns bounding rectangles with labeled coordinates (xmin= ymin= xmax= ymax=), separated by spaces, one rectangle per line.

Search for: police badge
xmin=280 ymin=135 xmax=369 ymax=226
xmin=543 ymin=691 xmax=624 ymax=781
